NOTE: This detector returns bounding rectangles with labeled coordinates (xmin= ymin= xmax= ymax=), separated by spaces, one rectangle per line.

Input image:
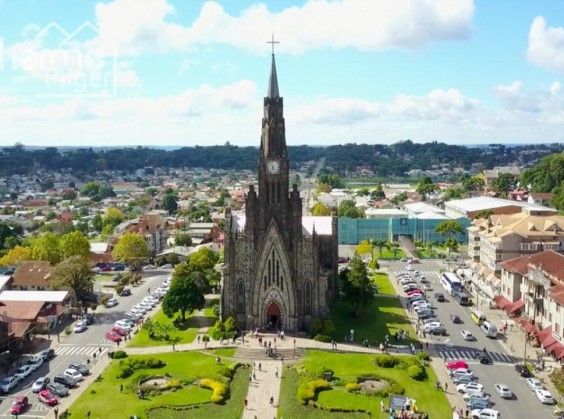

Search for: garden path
xmin=242 ymin=359 xmax=281 ymax=419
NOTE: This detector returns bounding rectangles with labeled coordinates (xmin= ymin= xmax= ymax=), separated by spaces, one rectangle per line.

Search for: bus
xmin=440 ymin=272 xmax=462 ymax=295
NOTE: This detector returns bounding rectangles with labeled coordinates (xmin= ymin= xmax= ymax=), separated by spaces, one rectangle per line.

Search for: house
xmin=445 ymin=196 xmax=557 ymax=219
xmin=115 ymin=212 xmax=168 ymax=256
xmin=528 ymin=193 xmax=554 ymax=207
xmin=11 ymin=261 xmax=53 ymax=291
xmin=483 ymin=166 xmax=521 ymax=189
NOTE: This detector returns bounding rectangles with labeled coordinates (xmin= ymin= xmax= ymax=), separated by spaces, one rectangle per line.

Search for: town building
xmin=222 ymin=53 xmax=338 ymax=332
xmin=445 ymin=196 xmax=556 ymax=219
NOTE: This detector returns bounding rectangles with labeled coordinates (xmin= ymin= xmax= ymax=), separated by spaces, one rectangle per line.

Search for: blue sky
xmin=0 ymin=0 xmax=563 ymax=147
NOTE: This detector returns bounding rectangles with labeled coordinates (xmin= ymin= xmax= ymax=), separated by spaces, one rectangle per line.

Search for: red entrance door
xmin=266 ymin=301 xmax=282 ymax=329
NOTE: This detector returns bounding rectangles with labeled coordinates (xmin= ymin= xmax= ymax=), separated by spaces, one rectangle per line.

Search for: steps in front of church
xmin=234 ymin=346 xmax=306 ymax=360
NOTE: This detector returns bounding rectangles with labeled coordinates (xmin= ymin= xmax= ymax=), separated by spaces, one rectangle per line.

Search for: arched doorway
xmin=265 ymin=300 xmax=282 ymax=331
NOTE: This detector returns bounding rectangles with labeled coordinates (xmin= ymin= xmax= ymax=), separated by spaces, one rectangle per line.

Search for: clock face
xmin=267 ymin=160 xmax=280 ymax=174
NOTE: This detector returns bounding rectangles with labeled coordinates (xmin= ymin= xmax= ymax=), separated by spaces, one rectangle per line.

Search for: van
xmin=454 ymin=292 xmax=470 ymax=306
xmin=480 ymin=321 xmax=498 ymax=338
xmin=470 ymin=310 xmax=486 ymax=325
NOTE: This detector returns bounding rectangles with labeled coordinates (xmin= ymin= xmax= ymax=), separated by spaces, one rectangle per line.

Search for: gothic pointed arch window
xmin=236 ymin=280 xmax=245 ymax=314
xmin=304 ymin=281 xmax=312 ymax=314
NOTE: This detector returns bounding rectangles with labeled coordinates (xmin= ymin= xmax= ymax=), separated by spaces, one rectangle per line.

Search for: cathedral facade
xmin=221 ymin=54 xmax=338 ymax=333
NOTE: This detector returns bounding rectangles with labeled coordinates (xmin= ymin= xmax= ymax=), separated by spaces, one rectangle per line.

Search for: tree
xmin=60 ymin=231 xmax=90 ymax=259
xmin=356 ymin=188 xmax=370 ymax=196
xmin=92 ymin=214 xmax=103 ymax=232
xmin=0 ymin=245 xmax=31 ymax=267
xmin=50 ymin=255 xmax=93 ymax=303
xmin=491 ymin=173 xmax=517 ymax=198
xmin=175 ymin=233 xmax=192 ymax=247
xmin=103 ymin=207 xmax=125 ymax=229
xmin=311 ymin=202 xmax=332 ymax=216
xmin=342 ymin=253 xmax=374 ymax=317
xmin=473 ymin=209 xmax=494 ymax=220
xmin=162 ymin=193 xmax=178 ymax=213
xmin=390 ymin=192 xmax=407 ymax=207
xmin=416 ymin=177 xmax=438 ymax=201
xmin=434 ymin=220 xmax=465 ymax=239
xmin=443 ymin=186 xmax=465 ymax=201
xmin=30 ymin=233 xmax=62 ymax=264
xmin=112 ymin=233 xmax=149 ymax=270
xmin=462 ymin=176 xmax=485 ymax=195
xmin=355 ymin=240 xmax=372 ymax=259
xmin=338 ymin=200 xmax=361 ymax=218
xmin=371 ymin=239 xmax=387 ymax=256
xmin=370 ymin=184 xmax=386 ymax=200
xmin=444 ymin=237 xmax=459 ymax=254
xmin=162 ymin=274 xmax=205 ymax=320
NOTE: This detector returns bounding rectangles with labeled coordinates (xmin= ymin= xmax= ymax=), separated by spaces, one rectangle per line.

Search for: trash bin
xmin=323 ymin=371 xmax=333 ymax=381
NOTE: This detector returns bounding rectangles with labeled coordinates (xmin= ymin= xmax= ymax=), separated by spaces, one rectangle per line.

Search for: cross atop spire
xmin=266 ymin=34 xmax=280 ymax=55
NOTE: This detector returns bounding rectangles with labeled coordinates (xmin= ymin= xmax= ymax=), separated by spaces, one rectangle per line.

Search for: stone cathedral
xmin=221 ymin=53 xmax=338 ymax=333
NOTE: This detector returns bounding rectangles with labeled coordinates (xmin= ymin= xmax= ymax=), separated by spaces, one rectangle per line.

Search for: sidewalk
xmin=242 ymin=360 xmax=281 ymax=419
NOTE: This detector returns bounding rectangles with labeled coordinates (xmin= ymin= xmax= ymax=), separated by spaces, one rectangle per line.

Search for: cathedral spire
xmin=266 ymin=35 xmax=280 ymax=99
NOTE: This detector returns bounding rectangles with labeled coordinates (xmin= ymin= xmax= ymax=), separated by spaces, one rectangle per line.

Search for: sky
xmin=0 ymin=0 xmax=564 ymax=147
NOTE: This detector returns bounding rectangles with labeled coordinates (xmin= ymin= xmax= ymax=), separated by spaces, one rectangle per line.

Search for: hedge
xmin=116 ymin=358 xmax=166 ymax=379
xmin=297 ymin=379 xmax=331 ymax=404
xmin=199 ymin=378 xmax=229 ymax=404
xmin=407 ymin=365 xmax=427 ymax=381
xmin=345 ymin=382 xmax=361 ymax=392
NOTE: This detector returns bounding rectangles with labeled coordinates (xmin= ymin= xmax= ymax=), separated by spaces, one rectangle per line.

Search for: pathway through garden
xmin=242 ymin=359 xmax=282 ymax=419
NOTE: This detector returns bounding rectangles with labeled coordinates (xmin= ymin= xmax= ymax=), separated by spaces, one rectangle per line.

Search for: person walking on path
xmin=275 ymin=366 xmax=279 ymax=378
xmin=249 ymin=373 xmax=252 ymax=383
xmin=270 ymin=396 xmax=274 ymax=405
xmin=258 ymin=362 xmax=261 ymax=371
xmin=244 ymin=399 xmax=248 ymax=409
xmin=444 ymin=382 xmax=448 ymax=392
xmin=54 ymin=407 xmax=59 ymax=419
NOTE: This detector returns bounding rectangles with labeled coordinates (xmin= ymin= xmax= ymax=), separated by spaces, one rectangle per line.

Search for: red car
xmin=111 ymin=327 xmax=126 ymax=336
xmin=10 ymin=396 xmax=29 ymax=414
xmin=406 ymin=289 xmax=423 ymax=296
xmin=105 ymin=331 xmax=122 ymax=342
xmin=445 ymin=360 xmax=468 ymax=370
xmin=38 ymin=390 xmax=58 ymax=406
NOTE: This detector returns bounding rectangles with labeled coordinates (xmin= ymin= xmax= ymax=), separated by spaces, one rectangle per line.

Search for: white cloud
xmin=93 ymin=0 xmax=475 ymax=55
xmin=527 ymin=16 xmax=564 ymax=73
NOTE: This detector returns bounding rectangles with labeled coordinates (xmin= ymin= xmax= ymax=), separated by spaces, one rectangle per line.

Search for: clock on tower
xmin=266 ymin=160 xmax=280 ymax=174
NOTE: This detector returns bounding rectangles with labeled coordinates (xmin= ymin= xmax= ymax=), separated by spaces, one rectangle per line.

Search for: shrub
xmin=345 ymin=382 xmax=361 ymax=392
xmin=116 ymin=357 xmax=166 ymax=379
xmin=407 ymin=365 xmax=427 ymax=381
xmin=308 ymin=318 xmax=323 ymax=338
xmin=99 ymin=296 xmax=109 ymax=306
xmin=164 ymin=379 xmax=183 ymax=390
xmin=199 ymin=378 xmax=229 ymax=404
xmin=395 ymin=357 xmax=420 ymax=370
xmin=314 ymin=334 xmax=332 ymax=343
xmin=374 ymin=354 xmax=399 ymax=368
xmin=417 ymin=351 xmax=430 ymax=361
xmin=297 ymin=379 xmax=331 ymax=404
xmin=223 ymin=316 xmax=237 ymax=332
xmin=212 ymin=305 xmax=220 ymax=317
xmin=112 ymin=350 xmax=128 ymax=359
xmin=202 ymin=335 xmax=210 ymax=342
xmin=64 ymin=327 xmax=72 ymax=336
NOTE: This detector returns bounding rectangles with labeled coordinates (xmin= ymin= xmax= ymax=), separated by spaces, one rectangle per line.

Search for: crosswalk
xmin=395 ymin=270 xmax=441 ymax=279
xmin=55 ymin=345 xmax=110 ymax=357
xmin=437 ymin=347 xmax=515 ymax=364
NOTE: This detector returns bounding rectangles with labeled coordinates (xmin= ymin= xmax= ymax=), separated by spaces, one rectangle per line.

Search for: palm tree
xmin=371 ymin=239 xmax=387 ymax=257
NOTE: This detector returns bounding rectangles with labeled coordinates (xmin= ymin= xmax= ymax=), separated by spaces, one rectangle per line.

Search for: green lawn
xmin=204 ymin=298 xmax=219 ymax=318
xmin=127 ymin=308 xmax=199 ymax=347
xmin=299 ymin=351 xmax=451 ymax=418
xmin=330 ymin=298 xmax=417 ymax=346
xmin=371 ymin=272 xmax=395 ymax=295
xmin=278 ymin=366 xmax=369 ymax=419
xmin=373 ymin=249 xmax=405 ymax=260
xmin=67 ymin=351 xmax=243 ymax=418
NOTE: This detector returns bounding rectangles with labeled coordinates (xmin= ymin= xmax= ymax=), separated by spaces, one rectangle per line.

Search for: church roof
xmin=267 ymin=54 xmax=279 ymax=99
xmin=230 ymin=215 xmax=333 ymax=236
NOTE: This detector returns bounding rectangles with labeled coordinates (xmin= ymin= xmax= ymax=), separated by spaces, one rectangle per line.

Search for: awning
xmin=506 ymin=300 xmax=525 ymax=314
xmin=537 ymin=325 xmax=553 ymax=342
xmin=524 ymin=322 xmax=540 ymax=335
xmin=494 ymin=295 xmax=513 ymax=309
xmin=542 ymin=335 xmax=558 ymax=349
xmin=513 ymin=316 xmax=528 ymax=327
xmin=552 ymin=345 xmax=564 ymax=359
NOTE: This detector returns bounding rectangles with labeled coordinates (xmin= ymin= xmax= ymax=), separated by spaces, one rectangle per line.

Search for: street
xmin=388 ymin=260 xmax=555 ymax=419
xmin=0 ymin=269 xmax=171 ymax=418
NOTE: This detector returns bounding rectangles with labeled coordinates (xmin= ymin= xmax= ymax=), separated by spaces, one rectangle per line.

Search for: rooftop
xmin=446 ymin=196 xmax=555 ymax=213
xmin=0 ymin=290 xmax=69 ymax=303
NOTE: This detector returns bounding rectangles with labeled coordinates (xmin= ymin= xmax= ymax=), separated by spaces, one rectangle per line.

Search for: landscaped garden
xmin=278 ymin=350 xmax=451 ymax=418
xmin=66 ymin=349 xmax=247 ymax=418
xmin=371 ymin=272 xmax=396 ymax=296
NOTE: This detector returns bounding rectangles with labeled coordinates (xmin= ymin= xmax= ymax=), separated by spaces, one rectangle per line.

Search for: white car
xmin=406 ymin=265 xmax=414 ymax=271
xmin=114 ymin=320 xmax=132 ymax=331
xmin=471 ymin=408 xmax=500 ymax=419
xmin=460 ymin=330 xmax=475 ymax=341
xmin=143 ymin=264 xmax=155 ymax=270
xmin=161 ymin=263 xmax=173 ymax=269
xmin=73 ymin=321 xmax=88 ymax=333
xmin=0 ymin=376 xmax=19 ymax=393
xmin=131 ymin=305 xmax=148 ymax=314
xmin=14 ymin=365 xmax=33 ymax=381
xmin=457 ymin=382 xmax=484 ymax=394
xmin=32 ymin=376 xmax=50 ymax=392
xmin=535 ymin=389 xmax=554 ymax=404
xmin=424 ymin=322 xmax=443 ymax=331
xmin=106 ymin=298 xmax=118 ymax=308
xmin=525 ymin=377 xmax=545 ymax=392
xmin=139 ymin=302 xmax=153 ymax=310
xmin=451 ymin=368 xmax=474 ymax=379
xmin=27 ymin=357 xmax=44 ymax=371
xmin=494 ymin=383 xmax=512 ymax=399
xmin=64 ymin=368 xmax=84 ymax=382
xmin=422 ymin=317 xmax=440 ymax=325
xmin=423 ymin=283 xmax=432 ymax=291
xmin=463 ymin=391 xmax=489 ymax=401
xmin=400 ymin=278 xmax=415 ymax=285
xmin=414 ymin=304 xmax=433 ymax=313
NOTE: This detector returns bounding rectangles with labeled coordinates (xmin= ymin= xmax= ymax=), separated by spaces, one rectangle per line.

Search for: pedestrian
xmin=117 ymin=340 xmax=120 ymax=348
xmin=249 ymin=373 xmax=252 ymax=382
xmin=198 ymin=335 xmax=201 ymax=344
xmin=258 ymin=362 xmax=262 ymax=371
xmin=275 ymin=366 xmax=279 ymax=378
xmin=270 ymin=396 xmax=274 ymax=405
xmin=120 ymin=383 xmax=123 ymax=393
xmin=86 ymin=411 xmax=91 ymax=418
xmin=216 ymin=356 xmax=221 ymax=365
xmin=380 ymin=400 xmax=385 ymax=411
xmin=483 ymin=347 xmax=487 ymax=354
xmin=148 ymin=287 xmax=150 ymax=294
xmin=465 ymin=408 xmax=469 ymax=418
xmin=253 ymin=372 xmax=256 ymax=380
xmin=244 ymin=399 xmax=248 ymax=409
xmin=444 ymin=382 xmax=448 ymax=392
xmin=54 ymin=407 xmax=59 ymax=419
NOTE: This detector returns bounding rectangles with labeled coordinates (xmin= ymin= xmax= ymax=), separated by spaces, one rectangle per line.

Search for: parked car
xmin=14 ymin=365 xmax=33 ymax=381
xmin=54 ymin=375 xmax=77 ymax=388
xmin=424 ymin=321 xmax=443 ymax=331
xmin=466 ymin=399 xmax=492 ymax=410
xmin=27 ymin=357 xmax=44 ymax=371
xmin=525 ymin=377 xmax=545 ymax=392
xmin=68 ymin=363 xmax=90 ymax=376
xmin=515 ymin=364 xmax=532 ymax=377
xmin=114 ymin=320 xmax=132 ymax=331
xmin=112 ymin=326 xmax=127 ymax=336
xmin=0 ymin=376 xmax=19 ymax=393
xmin=64 ymin=369 xmax=84 ymax=382
xmin=39 ymin=349 xmax=55 ymax=361
xmin=10 ymin=396 xmax=29 ymax=415
xmin=428 ymin=326 xmax=447 ymax=336
xmin=446 ymin=360 xmax=469 ymax=370
xmin=434 ymin=292 xmax=445 ymax=302
xmin=84 ymin=314 xmax=95 ymax=325
xmin=161 ymin=263 xmax=173 ymax=269
xmin=453 ymin=375 xmax=474 ymax=385
xmin=106 ymin=331 xmax=122 ymax=342
xmin=450 ymin=314 xmax=462 ymax=324
xmin=417 ymin=311 xmax=436 ymax=321
xmin=32 ymin=377 xmax=50 ymax=392
xmin=474 ymin=352 xmax=492 ymax=364
xmin=452 ymin=369 xmax=474 ymax=380
xmin=422 ymin=317 xmax=440 ymax=325
xmin=470 ymin=408 xmax=500 ymax=419
xmin=125 ymin=312 xmax=142 ymax=321
xmin=106 ymin=298 xmax=118 ymax=308
xmin=461 ymin=330 xmax=475 ymax=341
xmin=536 ymin=389 xmax=554 ymax=404
xmin=38 ymin=390 xmax=58 ymax=406
xmin=120 ymin=288 xmax=132 ymax=296
xmin=73 ymin=321 xmax=88 ymax=333
xmin=463 ymin=391 xmax=489 ymax=401
xmin=457 ymin=382 xmax=484 ymax=394
xmin=46 ymin=382 xmax=69 ymax=397
xmin=494 ymin=383 xmax=512 ymax=399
